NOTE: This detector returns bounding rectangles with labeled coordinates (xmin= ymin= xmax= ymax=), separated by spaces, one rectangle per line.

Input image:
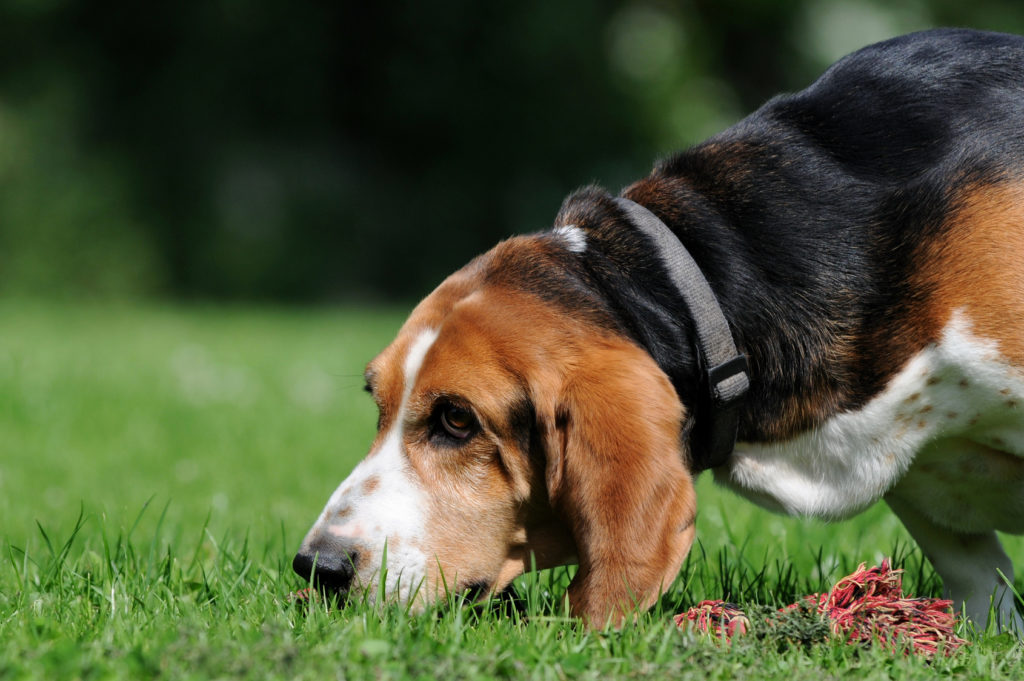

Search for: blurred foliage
xmin=1 ymin=0 xmax=1023 ymax=301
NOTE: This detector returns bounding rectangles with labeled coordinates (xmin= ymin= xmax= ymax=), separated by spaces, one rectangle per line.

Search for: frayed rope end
xmin=675 ymin=559 xmax=968 ymax=656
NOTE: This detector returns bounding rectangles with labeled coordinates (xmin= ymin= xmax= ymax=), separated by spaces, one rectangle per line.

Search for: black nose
xmin=292 ymin=544 xmax=359 ymax=593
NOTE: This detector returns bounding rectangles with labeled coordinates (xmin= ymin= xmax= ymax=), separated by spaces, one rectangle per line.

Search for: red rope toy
xmin=675 ymin=560 xmax=968 ymax=656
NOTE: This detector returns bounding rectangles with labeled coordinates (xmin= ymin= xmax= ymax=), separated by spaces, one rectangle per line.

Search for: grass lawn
xmin=1 ymin=300 xmax=1022 ymax=679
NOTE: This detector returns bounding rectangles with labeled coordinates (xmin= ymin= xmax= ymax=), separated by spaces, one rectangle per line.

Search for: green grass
xmin=2 ymin=300 xmax=1023 ymax=680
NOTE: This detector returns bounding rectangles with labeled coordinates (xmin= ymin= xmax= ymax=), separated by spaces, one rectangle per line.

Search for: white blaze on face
xmin=303 ymin=327 xmax=439 ymax=602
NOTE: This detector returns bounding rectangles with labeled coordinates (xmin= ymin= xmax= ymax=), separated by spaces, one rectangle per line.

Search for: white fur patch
xmin=302 ymin=327 xmax=439 ymax=601
xmin=717 ymin=310 xmax=1024 ymax=521
xmin=553 ymin=224 xmax=587 ymax=253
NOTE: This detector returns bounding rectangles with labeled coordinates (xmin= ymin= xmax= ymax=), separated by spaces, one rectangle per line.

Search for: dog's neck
xmin=551 ymin=185 xmax=744 ymax=470
xmin=551 ymin=169 xmax=865 ymax=449
xmin=613 ymin=196 xmax=749 ymax=471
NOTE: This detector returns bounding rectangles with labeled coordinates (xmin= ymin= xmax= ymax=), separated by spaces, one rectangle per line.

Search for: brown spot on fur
xmin=1001 ymin=388 xmax=1012 ymax=396
xmin=968 ymin=417 xmax=980 ymax=427
xmin=919 ymin=405 xmax=933 ymax=414
xmin=959 ymin=378 xmax=969 ymax=388
xmin=946 ymin=411 xmax=958 ymax=419
xmin=926 ymin=376 xmax=941 ymax=386
xmin=1007 ymin=400 xmax=1019 ymax=409
xmin=904 ymin=392 xmax=921 ymax=404
xmin=361 ymin=476 xmax=380 ymax=496
xmin=917 ymin=420 xmax=928 ymax=429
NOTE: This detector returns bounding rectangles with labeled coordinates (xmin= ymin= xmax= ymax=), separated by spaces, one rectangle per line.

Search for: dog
xmin=294 ymin=28 xmax=1024 ymax=628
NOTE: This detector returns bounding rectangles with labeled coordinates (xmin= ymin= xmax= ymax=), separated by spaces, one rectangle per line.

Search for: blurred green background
xmin=2 ymin=0 xmax=1024 ymax=303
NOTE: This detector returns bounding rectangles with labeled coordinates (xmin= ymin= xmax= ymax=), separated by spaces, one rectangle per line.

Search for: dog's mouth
xmin=462 ymin=580 xmax=493 ymax=602
xmin=290 ymin=556 xmax=516 ymax=611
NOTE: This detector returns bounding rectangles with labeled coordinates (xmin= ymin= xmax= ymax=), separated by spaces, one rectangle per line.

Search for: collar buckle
xmin=708 ymin=355 xmax=749 ymax=408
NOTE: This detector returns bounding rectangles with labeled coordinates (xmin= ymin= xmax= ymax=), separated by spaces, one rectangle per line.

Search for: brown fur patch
xmin=916 ymin=180 xmax=1024 ymax=361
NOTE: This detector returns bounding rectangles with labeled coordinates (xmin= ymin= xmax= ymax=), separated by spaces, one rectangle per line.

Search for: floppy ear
xmin=541 ymin=335 xmax=697 ymax=628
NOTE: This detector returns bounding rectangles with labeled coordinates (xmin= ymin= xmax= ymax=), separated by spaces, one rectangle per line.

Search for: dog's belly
xmin=716 ymin=310 xmax=1024 ymax=525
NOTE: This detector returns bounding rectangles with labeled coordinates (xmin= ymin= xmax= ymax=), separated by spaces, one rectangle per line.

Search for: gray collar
xmin=614 ymin=197 xmax=749 ymax=471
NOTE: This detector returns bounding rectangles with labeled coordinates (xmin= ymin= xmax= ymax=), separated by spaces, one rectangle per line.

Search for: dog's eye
xmin=439 ymin=404 xmax=476 ymax=440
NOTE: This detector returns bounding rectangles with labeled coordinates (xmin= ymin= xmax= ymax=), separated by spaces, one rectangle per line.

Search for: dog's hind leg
xmin=885 ymin=493 xmax=1021 ymax=633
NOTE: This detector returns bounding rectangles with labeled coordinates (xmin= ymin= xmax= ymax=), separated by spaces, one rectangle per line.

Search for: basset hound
xmin=294 ymin=28 xmax=1024 ymax=628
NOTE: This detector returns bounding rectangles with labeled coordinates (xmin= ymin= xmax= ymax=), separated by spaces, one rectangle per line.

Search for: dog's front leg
xmin=885 ymin=493 xmax=1021 ymax=633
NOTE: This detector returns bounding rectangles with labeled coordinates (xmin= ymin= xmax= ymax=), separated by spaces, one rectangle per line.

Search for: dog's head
xmin=293 ymin=226 xmax=697 ymax=626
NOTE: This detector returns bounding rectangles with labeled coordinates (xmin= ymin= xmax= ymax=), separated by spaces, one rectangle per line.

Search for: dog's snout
xmin=292 ymin=543 xmax=359 ymax=593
